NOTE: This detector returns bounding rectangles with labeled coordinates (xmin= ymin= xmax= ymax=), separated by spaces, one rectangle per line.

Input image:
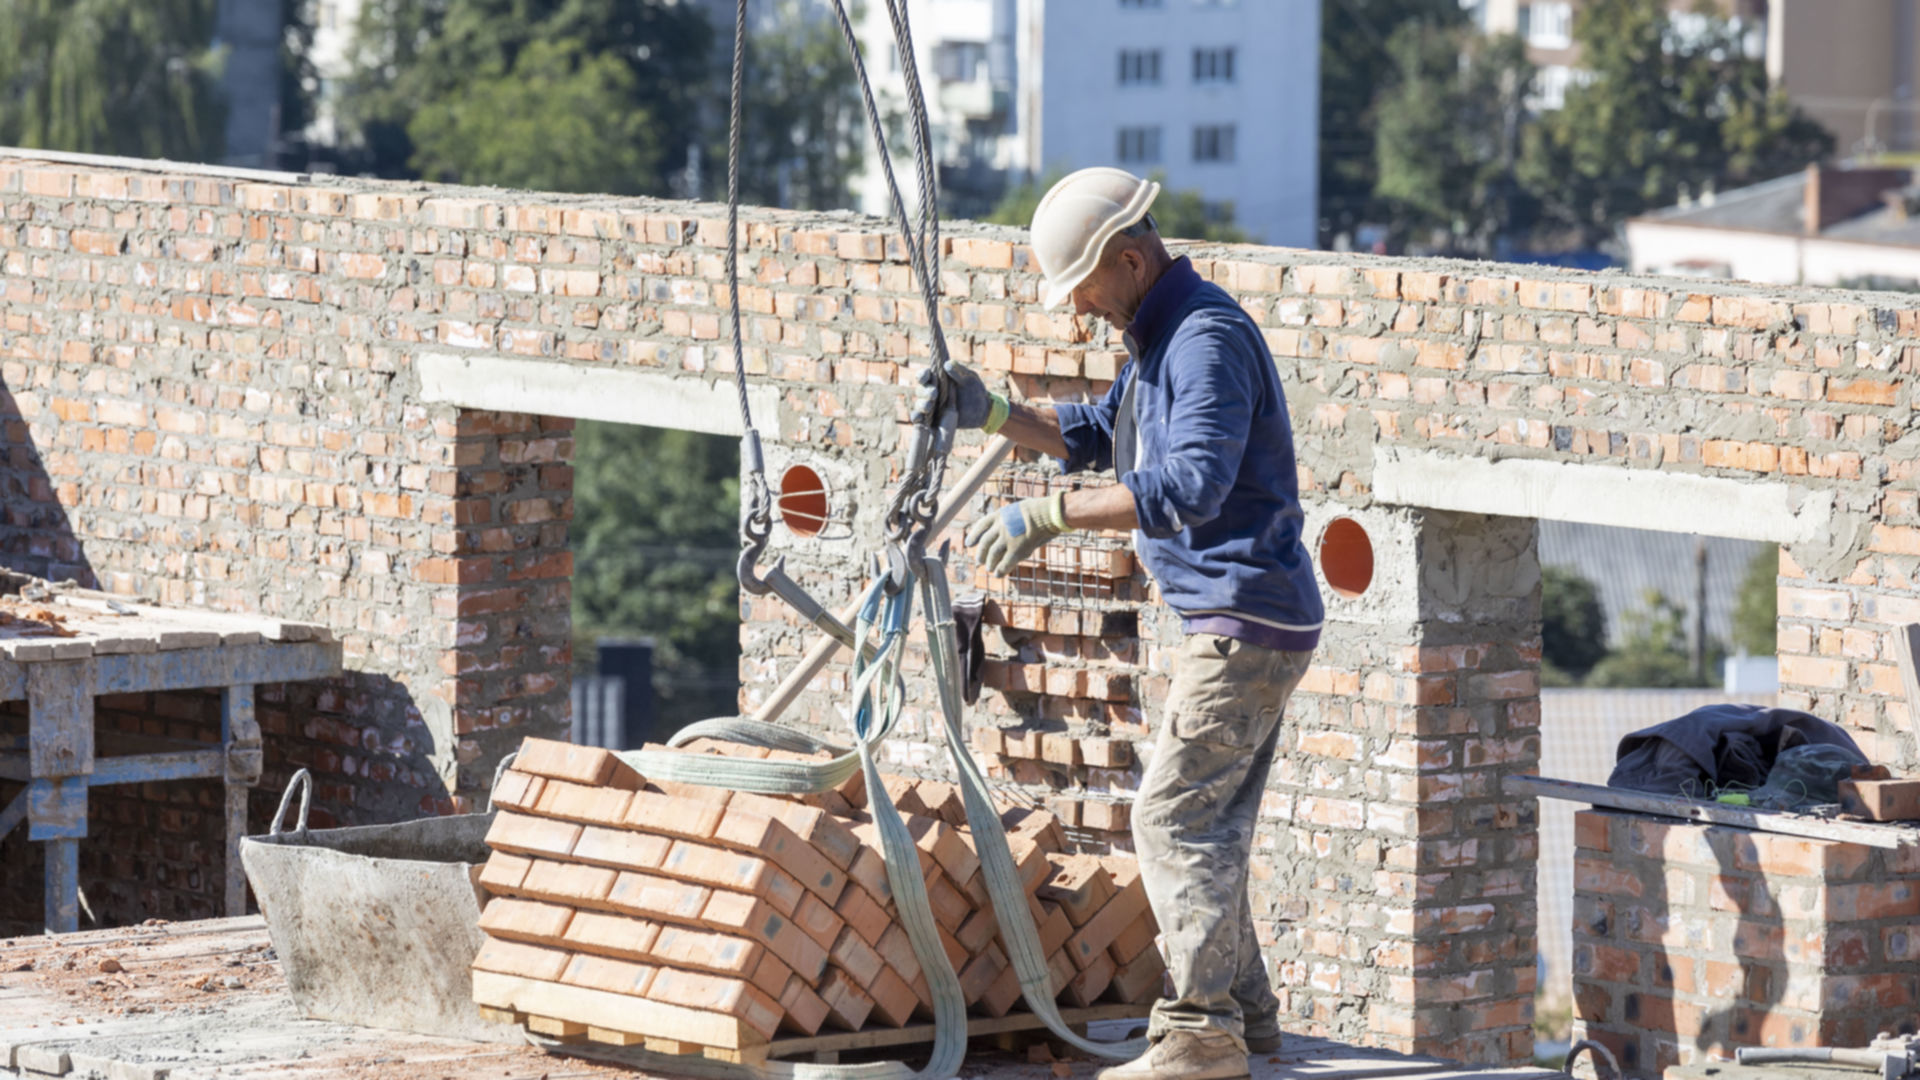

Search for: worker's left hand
xmin=966 ymin=493 xmax=1069 ymax=575
xmin=911 ymin=363 xmax=1007 ymax=431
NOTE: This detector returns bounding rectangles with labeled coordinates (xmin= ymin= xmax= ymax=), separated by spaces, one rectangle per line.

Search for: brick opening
xmin=778 ymin=463 xmax=830 ymax=539
xmin=1319 ymin=517 xmax=1374 ymax=598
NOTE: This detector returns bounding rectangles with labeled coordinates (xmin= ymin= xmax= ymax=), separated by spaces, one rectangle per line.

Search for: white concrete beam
xmin=415 ymin=354 xmax=783 ymax=439
xmin=1371 ymin=447 xmax=1835 ymax=544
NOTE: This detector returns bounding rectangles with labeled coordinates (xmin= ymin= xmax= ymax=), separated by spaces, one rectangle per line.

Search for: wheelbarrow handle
xmin=269 ymin=768 xmax=313 ymax=836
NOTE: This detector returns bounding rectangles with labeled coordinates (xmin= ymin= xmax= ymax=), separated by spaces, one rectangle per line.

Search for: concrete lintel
xmin=416 ymin=354 xmax=783 ymax=440
xmin=1371 ymin=447 xmax=1834 ymax=544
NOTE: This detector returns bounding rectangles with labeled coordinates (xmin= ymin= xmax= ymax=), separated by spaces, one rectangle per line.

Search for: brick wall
xmin=2 ymin=151 xmax=1917 ymax=1061
xmin=1571 ymin=809 xmax=1920 ymax=1078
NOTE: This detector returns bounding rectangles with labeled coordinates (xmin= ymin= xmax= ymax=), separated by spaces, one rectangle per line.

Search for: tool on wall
xmin=1738 ymin=1033 xmax=1920 ymax=1080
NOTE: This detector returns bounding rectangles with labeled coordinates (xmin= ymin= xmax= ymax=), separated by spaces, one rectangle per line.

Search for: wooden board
xmin=762 ymin=1001 xmax=1150 ymax=1059
xmin=1897 ymin=622 xmax=1920 ymax=764
xmin=469 ymin=970 xmax=764 ymax=1051
xmin=1507 ymin=773 xmax=1920 ymax=848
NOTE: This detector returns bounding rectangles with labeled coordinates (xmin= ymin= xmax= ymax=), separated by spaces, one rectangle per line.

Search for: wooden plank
xmin=27 ymin=659 xmax=94 ymax=778
xmin=469 ymin=970 xmax=765 ymax=1051
xmin=27 ymin=776 xmax=87 ymax=840
xmin=85 ymin=749 xmax=228 ymax=785
xmin=222 ymin=684 xmax=260 ymax=918
xmin=0 ymin=787 xmax=25 ymax=842
xmin=1505 ymin=774 xmax=1920 ymax=848
xmin=1897 ymin=622 xmax=1920 ymax=764
xmin=761 ymin=1002 xmax=1151 ymax=1059
xmin=91 ymin=641 xmax=341 ymax=696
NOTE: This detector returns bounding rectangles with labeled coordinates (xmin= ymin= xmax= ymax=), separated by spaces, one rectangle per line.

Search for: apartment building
xmin=853 ymin=0 xmax=1320 ymax=247
xmin=1468 ymin=0 xmax=1920 ymax=154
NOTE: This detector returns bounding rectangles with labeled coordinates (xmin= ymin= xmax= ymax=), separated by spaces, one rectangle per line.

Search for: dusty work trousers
xmin=1134 ymin=633 xmax=1313 ymax=1046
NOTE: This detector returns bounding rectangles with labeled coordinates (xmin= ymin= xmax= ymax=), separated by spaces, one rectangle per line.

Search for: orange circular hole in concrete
xmin=778 ymin=464 xmax=830 ymax=538
xmin=1319 ymin=517 xmax=1374 ymax=599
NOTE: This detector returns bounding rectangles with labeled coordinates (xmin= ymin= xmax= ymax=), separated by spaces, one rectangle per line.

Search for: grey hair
xmin=1118 ymin=211 xmax=1158 ymax=238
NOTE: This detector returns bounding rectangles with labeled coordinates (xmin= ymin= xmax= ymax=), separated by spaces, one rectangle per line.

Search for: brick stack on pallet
xmin=468 ymin=737 xmax=1165 ymax=1064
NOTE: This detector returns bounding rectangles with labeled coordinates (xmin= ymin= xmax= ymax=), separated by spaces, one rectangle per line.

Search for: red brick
xmin=471 ymin=937 xmax=570 ymax=983
xmin=560 ymin=910 xmax=662 ymax=962
xmin=557 ymin=953 xmax=656 ymax=998
xmin=477 ymin=897 xmax=574 ymax=946
xmin=713 ymin=803 xmax=847 ymax=905
xmin=779 ymin=975 xmax=832 ymax=1035
xmin=479 ymin=850 xmax=534 ymax=894
xmin=833 ymin=883 xmax=890 ymax=948
xmin=700 ymin=889 xmax=830 ymax=983
xmin=647 ymin=967 xmax=784 ymax=1040
xmin=659 ymin=839 xmax=805 ymax=917
xmin=623 ymin=787 xmax=730 ymax=840
xmin=519 ymin=859 xmax=618 ymax=907
xmin=513 ymin=736 xmax=643 ymax=788
xmin=1038 ymin=855 xmax=1116 ymax=927
xmin=571 ymin=826 xmax=670 ymax=872
xmin=817 ymin=968 xmax=876 ymax=1030
xmin=867 ymin=966 xmax=918 ymax=1026
xmin=1065 ymin=877 xmax=1150 ymax=970
xmin=605 ymin=870 xmax=711 ymax=925
xmin=531 ymin=778 xmax=633 ymax=825
xmin=484 ymin=812 xmax=581 ymax=860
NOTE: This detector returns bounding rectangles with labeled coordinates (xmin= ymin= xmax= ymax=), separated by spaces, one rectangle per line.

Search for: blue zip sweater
xmin=1053 ymin=257 xmax=1324 ymax=647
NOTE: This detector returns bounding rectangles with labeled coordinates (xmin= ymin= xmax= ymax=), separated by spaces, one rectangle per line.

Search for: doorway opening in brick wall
xmin=568 ymin=420 xmax=742 ymax=749
xmin=1531 ymin=520 xmax=1779 ymax=1049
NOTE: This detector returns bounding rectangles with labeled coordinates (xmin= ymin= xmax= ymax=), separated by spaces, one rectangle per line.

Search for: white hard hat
xmin=1029 ymin=167 xmax=1161 ymax=309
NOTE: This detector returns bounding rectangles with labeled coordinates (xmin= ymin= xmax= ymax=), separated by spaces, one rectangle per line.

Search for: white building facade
xmin=854 ymin=0 xmax=1320 ymax=247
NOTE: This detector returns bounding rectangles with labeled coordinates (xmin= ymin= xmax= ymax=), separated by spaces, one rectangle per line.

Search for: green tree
xmin=1541 ymin=564 xmax=1609 ymax=683
xmin=1318 ymin=0 xmax=1467 ymax=247
xmin=985 ymin=172 xmax=1248 ymax=242
xmin=1520 ymin=0 xmax=1832 ymax=246
xmin=1731 ymin=545 xmax=1779 ymax=656
xmin=408 ymin=36 xmax=662 ymax=194
xmin=571 ymin=423 xmax=743 ymax=731
xmin=722 ymin=4 xmax=864 ymax=211
xmin=1586 ymin=589 xmax=1722 ymax=688
xmin=339 ymin=0 xmax=711 ymax=194
xmin=0 ymin=0 xmax=226 ymax=161
xmin=1373 ymin=25 xmax=1533 ymax=253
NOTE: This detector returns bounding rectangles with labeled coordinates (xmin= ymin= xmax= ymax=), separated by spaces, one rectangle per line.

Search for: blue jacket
xmin=1054 ymin=258 xmax=1324 ymax=645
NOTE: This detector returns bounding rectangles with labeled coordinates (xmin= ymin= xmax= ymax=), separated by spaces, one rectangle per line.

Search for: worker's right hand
xmin=966 ymin=493 xmax=1069 ymax=575
xmin=911 ymin=363 xmax=1008 ymax=433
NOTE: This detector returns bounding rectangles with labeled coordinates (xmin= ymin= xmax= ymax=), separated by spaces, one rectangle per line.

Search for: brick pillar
xmin=424 ymin=409 xmax=574 ymax=807
xmin=1271 ymin=507 xmax=1540 ymax=1065
xmin=1572 ymin=809 xmax=1920 ymax=1080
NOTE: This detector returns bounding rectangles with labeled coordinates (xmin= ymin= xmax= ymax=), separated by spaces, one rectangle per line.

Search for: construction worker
xmin=917 ymin=167 xmax=1323 ymax=1080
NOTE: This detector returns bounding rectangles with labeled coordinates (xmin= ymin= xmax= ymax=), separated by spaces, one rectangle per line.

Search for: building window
xmin=1519 ymin=2 xmax=1573 ymax=48
xmin=1192 ymin=47 xmax=1235 ymax=84
xmin=1119 ymin=49 xmax=1162 ymax=85
xmin=1118 ymin=126 xmax=1162 ymax=164
xmin=1192 ymin=124 xmax=1235 ymax=163
xmin=1530 ymin=64 xmax=1577 ymax=110
xmin=936 ymin=41 xmax=987 ymax=83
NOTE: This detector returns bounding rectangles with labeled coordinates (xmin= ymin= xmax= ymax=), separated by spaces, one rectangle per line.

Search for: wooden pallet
xmin=481 ymin=1000 xmax=1153 ymax=1066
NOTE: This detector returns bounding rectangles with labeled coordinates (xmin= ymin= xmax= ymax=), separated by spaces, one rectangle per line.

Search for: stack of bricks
xmin=1570 ymin=809 xmax=1920 ymax=1080
xmin=468 ymin=737 xmax=1165 ymax=1059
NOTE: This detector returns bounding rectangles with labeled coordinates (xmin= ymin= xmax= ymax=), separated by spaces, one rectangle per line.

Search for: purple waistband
xmin=1181 ymin=615 xmax=1321 ymax=653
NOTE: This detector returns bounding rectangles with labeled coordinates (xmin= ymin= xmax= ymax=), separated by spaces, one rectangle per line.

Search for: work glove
xmin=966 ymin=493 xmax=1069 ymax=576
xmin=911 ymin=363 xmax=1009 ymax=433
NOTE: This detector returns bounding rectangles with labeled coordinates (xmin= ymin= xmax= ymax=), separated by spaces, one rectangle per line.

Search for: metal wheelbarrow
xmin=238 ymin=768 xmax=522 ymax=1043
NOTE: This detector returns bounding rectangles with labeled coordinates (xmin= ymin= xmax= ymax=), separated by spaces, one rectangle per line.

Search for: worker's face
xmin=1070 ymin=245 xmax=1150 ymax=332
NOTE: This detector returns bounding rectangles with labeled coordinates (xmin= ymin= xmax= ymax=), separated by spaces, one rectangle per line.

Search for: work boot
xmin=1095 ymin=1030 xmax=1251 ymax=1080
xmin=1244 ymin=1029 xmax=1284 ymax=1054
